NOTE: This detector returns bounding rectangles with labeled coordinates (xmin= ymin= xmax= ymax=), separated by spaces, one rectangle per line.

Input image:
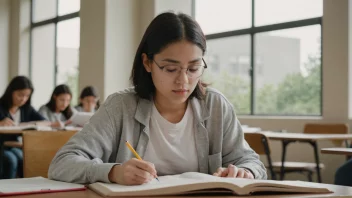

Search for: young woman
xmin=75 ymin=86 xmax=100 ymax=113
xmin=39 ymin=84 xmax=76 ymax=128
xmin=49 ymin=12 xmax=266 ymax=185
xmin=0 ymin=76 xmax=45 ymax=178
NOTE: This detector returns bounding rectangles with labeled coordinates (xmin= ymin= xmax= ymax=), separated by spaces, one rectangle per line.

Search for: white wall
xmin=79 ymin=0 xmax=143 ymax=100
xmin=349 ymin=0 xmax=352 ymax=118
xmin=79 ymin=0 xmax=107 ymax=99
xmin=155 ymin=0 xmax=192 ymax=15
xmin=8 ymin=0 xmax=30 ymax=79
xmin=139 ymin=0 xmax=155 ymax=38
xmin=0 ymin=0 xmax=9 ymax=94
xmin=139 ymin=0 xmax=193 ymax=38
xmin=104 ymin=0 xmax=140 ymax=96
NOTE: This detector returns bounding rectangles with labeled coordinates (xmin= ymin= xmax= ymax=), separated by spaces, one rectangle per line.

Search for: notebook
xmin=89 ymin=172 xmax=332 ymax=196
xmin=0 ymin=177 xmax=85 ymax=196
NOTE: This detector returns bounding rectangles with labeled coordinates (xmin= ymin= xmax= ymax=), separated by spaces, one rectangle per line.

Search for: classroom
xmin=0 ymin=0 xmax=352 ymax=197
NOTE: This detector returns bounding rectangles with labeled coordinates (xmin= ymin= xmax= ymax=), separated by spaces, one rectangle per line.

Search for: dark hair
xmin=130 ymin=12 xmax=207 ymax=100
xmin=46 ymin=84 xmax=73 ymax=119
xmin=0 ymin=76 xmax=34 ymax=110
xmin=78 ymin=86 xmax=100 ymax=109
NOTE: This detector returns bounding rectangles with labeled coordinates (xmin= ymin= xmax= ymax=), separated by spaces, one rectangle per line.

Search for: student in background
xmin=75 ymin=86 xmax=100 ymax=113
xmin=49 ymin=12 xmax=266 ymax=185
xmin=39 ymin=84 xmax=76 ymax=128
xmin=335 ymin=148 xmax=352 ymax=186
xmin=0 ymin=76 xmax=45 ymax=178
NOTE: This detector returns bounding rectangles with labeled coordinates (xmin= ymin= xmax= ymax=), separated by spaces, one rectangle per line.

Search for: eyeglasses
xmin=152 ymin=58 xmax=207 ymax=79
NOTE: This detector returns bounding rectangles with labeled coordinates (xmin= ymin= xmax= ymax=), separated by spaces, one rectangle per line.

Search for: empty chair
xmin=244 ymin=132 xmax=276 ymax=180
xmin=22 ymin=131 xmax=76 ymax=178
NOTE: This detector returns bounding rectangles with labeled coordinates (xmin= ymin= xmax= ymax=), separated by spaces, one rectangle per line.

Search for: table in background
xmin=259 ymin=131 xmax=352 ymax=183
xmin=321 ymin=147 xmax=352 ymax=156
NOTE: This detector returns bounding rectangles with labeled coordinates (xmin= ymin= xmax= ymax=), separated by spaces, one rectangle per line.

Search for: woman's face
xmin=81 ymin=96 xmax=97 ymax=112
xmin=54 ymin=93 xmax=71 ymax=112
xmin=143 ymin=40 xmax=204 ymax=106
xmin=12 ymin=89 xmax=32 ymax=107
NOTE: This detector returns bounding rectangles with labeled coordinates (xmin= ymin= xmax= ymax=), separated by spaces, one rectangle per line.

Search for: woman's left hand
xmin=65 ymin=120 xmax=72 ymax=126
xmin=213 ymin=164 xmax=254 ymax=179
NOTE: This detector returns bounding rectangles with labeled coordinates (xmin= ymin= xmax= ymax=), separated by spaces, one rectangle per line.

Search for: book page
xmin=0 ymin=126 xmax=27 ymax=131
xmin=90 ymin=172 xmax=287 ymax=192
xmin=0 ymin=177 xmax=85 ymax=193
xmin=70 ymin=112 xmax=93 ymax=126
xmin=0 ymin=125 xmax=52 ymax=131
xmin=94 ymin=172 xmax=213 ymax=192
xmin=217 ymin=178 xmax=331 ymax=194
xmin=64 ymin=126 xmax=83 ymax=131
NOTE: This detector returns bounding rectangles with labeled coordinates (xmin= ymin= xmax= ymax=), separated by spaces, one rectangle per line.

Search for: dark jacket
xmin=0 ymin=104 xmax=45 ymax=141
xmin=0 ymin=104 xmax=45 ymax=123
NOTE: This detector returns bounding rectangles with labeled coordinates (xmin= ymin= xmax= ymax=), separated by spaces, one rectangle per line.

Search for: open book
xmin=89 ymin=172 xmax=332 ymax=196
xmin=0 ymin=177 xmax=85 ymax=196
xmin=0 ymin=124 xmax=52 ymax=131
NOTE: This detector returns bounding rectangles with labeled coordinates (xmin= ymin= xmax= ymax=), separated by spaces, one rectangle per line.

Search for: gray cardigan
xmin=38 ymin=105 xmax=77 ymax=122
xmin=48 ymin=88 xmax=267 ymax=184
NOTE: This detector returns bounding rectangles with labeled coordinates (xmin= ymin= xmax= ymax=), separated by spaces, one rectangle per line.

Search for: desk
xmin=11 ymin=184 xmax=352 ymax=198
xmin=321 ymin=148 xmax=352 ymax=156
xmin=260 ymin=132 xmax=352 ymax=183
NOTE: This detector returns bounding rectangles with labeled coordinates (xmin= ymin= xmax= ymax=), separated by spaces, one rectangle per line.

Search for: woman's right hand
xmin=108 ymin=158 xmax=157 ymax=185
xmin=0 ymin=118 xmax=15 ymax=126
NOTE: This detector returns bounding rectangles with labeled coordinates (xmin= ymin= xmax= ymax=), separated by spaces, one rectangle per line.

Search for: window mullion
xmin=54 ymin=0 xmax=59 ymax=86
xmin=250 ymin=0 xmax=255 ymax=115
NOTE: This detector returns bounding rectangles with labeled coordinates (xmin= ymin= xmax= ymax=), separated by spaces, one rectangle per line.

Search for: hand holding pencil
xmin=108 ymin=141 xmax=158 ymax=185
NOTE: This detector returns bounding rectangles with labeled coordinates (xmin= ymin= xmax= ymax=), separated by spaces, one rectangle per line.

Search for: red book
xmin=0 ymin=177 xmax=86 ymax=197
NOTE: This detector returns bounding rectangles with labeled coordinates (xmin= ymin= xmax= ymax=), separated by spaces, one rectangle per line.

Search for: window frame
xmin=193 ymin=0 xmax=323 ymax=116
xmin=29 ymin=0 xmax=80 ymax=86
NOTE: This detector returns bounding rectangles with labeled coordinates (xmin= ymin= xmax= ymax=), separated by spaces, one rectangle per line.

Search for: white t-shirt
xmin=54 ymin=113 xmax=62 ymax=121
xmin=11 ymin=110 xmax=21 ymax=125
xmin=143 ymin=102 xmax=199 ymax=176
xmin=54 ymin=113 xmax=65 ymax=128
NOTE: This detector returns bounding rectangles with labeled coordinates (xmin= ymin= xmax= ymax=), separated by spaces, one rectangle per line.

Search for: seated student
xmin=48 ymin=12 xmax=267 ymax=185
xmin=335 ymin=144 xmax=352 ymax=186
xmin=39 ymin=84 xmax=76 ymax=128
xmin=0 ymin=76 xmax=45 ymax=179
xmin=75 ymin=86 xmax=100 ymax=113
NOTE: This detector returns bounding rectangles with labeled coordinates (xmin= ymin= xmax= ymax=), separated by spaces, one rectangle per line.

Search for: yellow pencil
xmin=125 ymin=141 xmax=159 ymax=181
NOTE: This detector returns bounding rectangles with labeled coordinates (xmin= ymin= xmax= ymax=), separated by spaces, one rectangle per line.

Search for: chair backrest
xmin=303 ymin=123 xmax=349 ymax=134
xmin=244 ymin=132 xmax=271 ymax=155
xmin=304 ymin=123 xmax=349 ymax=146
xmin=244 ymin=132 xmax=276 ymax=180
xmin=23 ymin=131 xmax=77 ymax=178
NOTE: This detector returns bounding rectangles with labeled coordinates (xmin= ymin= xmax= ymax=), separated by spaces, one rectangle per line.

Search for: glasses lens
xmin=187 ymin=66 xmax=204 ymax=78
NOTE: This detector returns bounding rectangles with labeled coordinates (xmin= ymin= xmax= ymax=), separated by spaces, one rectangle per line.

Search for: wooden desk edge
xmin=321 ymin=148 xmax=352 ymax=156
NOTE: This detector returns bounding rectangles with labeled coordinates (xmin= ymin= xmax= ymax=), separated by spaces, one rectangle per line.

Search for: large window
xmin=30 ymin=0 xmax=80 ymax=108
xmin=196 ymin=0 xmax=322 ymax=116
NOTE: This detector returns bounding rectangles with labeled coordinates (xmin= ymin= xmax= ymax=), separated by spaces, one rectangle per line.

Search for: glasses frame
xmin=152 ymin=58 xmax=208 ymax=79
